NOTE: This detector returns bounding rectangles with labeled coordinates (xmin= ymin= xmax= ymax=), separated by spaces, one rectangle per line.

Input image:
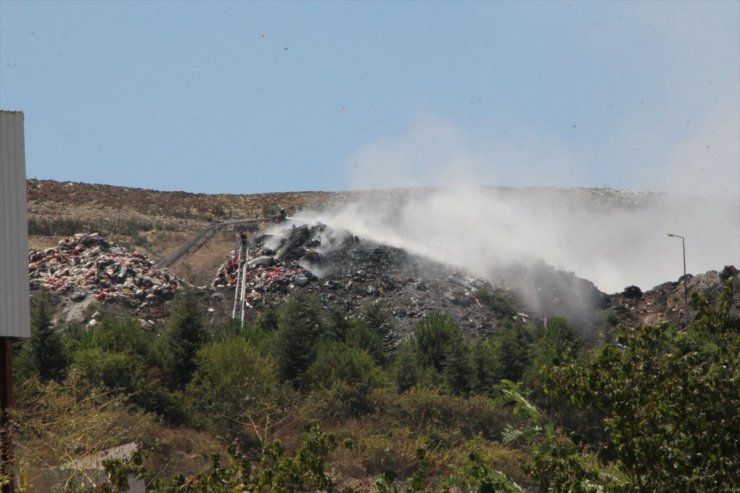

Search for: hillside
xmin=16 ymin=179 xmax=738 ymax=491
xmin=24 ymin=180 xmax=665 ymax=282
xmin=26 ymin=179 xmax=739 ymax=329
xmin=26 ymin=179 xmax=341 ymax=282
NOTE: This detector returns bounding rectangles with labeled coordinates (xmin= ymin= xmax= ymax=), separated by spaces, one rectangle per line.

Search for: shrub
xmin=468 ymin=340 xmax=499 ymax=396
xmin=392 ymin=340 xmax=424 ymax=393
xmin=187 ymin=336 xmax=280 ymax=443
xmin=539 ymin=284 xmax=740 ymax=491
xmin=305 ymin=342 xmax=388 ymax=417
xmin=488 ymin=320 xmax=533 ymax=383
xmin=345 ymin=317 xmax=386 ymax=365
xmin=363 ymin=302 xmax=398 ymax=355
xmin=375 ymin=387 xmax=509 ymax=443
xmin=72 ymin=347 xmax=144 ymax=391
xmin=93 ymin=317 xmax=154 ymax=362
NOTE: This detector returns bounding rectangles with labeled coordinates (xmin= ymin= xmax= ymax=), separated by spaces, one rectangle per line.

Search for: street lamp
xmin=667 ymin=233 xmax=689 ymax=328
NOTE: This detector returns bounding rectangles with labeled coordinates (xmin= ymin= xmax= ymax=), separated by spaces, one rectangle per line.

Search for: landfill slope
xmin=213 ymin=222 xmax=518 ymax=338
xmin=26 ymin=227 xmax=738 ymax=340
xmin=25 ymin=180 xmax=738 ymax=336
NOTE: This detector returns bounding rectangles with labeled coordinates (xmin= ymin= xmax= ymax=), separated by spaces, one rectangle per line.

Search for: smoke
xmin=329 ymin=1 xmax=740 ymax=302
xmin=309 ymin=185 xmax=737 ymax=295
xmin=286 ymin=117 xmax=739 ymax=305
xmin=340 ymin=115 xmax=740 ymax=293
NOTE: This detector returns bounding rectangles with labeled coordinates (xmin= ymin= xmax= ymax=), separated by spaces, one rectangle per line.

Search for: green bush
xmin=488 ymin=320 xmax=533 ymax=383
xmin=523 ymin=317 xmax=583 ymax=393
xmin=93 ymin=317 xmax=154 ymax=361
xmin=375 ymin=387 xmax=509 ymax=444
xmin=72 ymin=347 xmax=144 ymax=391
xmin=412 ymin=313 xmax=472 ymax=394
xmin=392 ymin=340 xmax=427 ymax=393
xmin=345 ymin=316 xmax=386 ymax=365
xmin=414 ymin=313 xmax=461 ymax=373
xmin=305 ymin=342 xmax=388 ymax=417
xmin=468 ymin=340 xmax=499 ymax=396
xmin=362 ymin=302 xmax=398 ymax=356
xmin=188 ymin=336 xmax=281 ymax=442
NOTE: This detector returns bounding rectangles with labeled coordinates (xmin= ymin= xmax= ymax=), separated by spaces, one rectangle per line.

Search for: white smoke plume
xmin=307 ymin=186 xmax=737 ymax=295
xmin=302 ymin=119 xmax=739 ymax=295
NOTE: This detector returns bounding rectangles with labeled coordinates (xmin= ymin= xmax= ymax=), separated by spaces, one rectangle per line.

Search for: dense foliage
xmin=9 ymin=281 xmax=738 ymax=492
xmin=536 ymin=284 xmax=739 ymax=492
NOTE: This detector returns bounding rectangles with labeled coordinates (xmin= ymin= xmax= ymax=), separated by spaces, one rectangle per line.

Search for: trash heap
xmin=213 ymin=223 xmax=513 ymax=338
xmin=608 ymin=265 xmax=739 ymax=328
xmin=28 ymin=233 xmax=182 ymax=308
xmin=212 ymin=231 xmax=319 ymax=301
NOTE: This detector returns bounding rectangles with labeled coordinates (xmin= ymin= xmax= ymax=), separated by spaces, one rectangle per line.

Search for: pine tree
xmin=276 ymin=292 xmax=325 ymax=388
xmin=443 ymin=337 xmax=471 ymax=395
xmin=158 ymin=287 xmax=207 ymax=389
xmin=414 ymin=312 xmax=460 ymax=372
xmin=30 ymin=291 xmax=67 ymax=381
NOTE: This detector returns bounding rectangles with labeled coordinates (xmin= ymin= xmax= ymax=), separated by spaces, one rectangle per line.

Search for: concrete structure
xmin=0 ymin=109 xmax=30 ymax=493
xmin=0 ymin=110 xmax=31 ymax=339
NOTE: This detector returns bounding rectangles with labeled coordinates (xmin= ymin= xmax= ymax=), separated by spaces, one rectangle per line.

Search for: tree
xmin=489 ymin=320 xmax=532 ymax=383
xmin=72 ymin=347 xmax=144 ymax=391
xmin=442 ymin=336 xmax=471 ymax=395
xmin=393 ymin=340 xmax=423 ymax=393
xmin=157 ymin=287 xmax=207 ymax=389
xmin=414 ymin=313 xmax=461 ymax=373
xmin=29 ymin=291 xmax=67 ymax=381
xmin=275 ymin=292 xmax=327 ymax=388
xmin=413 ymin=313 xmax=472 ymax=393
xmin=363 ymin=302 xmax=397 ymax=355
xmin=523 ymin=317 xmax=583 ymax=396
xmin=344 ymin=316 xmax=386 ymax=365
xmin=93 ymin=317 xmax=154 ymax=362
xmin=538 ymin=283 xmax=739 ymax=491
xmin=468 ymin=340 xmax=498 ymax=396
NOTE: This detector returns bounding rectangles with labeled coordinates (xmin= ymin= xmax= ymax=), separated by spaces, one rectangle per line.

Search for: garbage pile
xmin=609 ymin=266 xmax=739 ymax=328
xmin=29 ymin=233 xmax=182 ymax=308
xmin=212 ymin=229 xmax=321 ymax=303
xmin=213 ymin=223 xmax=513 ymax=338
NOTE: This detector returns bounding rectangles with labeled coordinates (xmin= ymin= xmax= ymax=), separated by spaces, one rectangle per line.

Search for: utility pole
xmin=668 ymin=233 xmax=690 ymax=328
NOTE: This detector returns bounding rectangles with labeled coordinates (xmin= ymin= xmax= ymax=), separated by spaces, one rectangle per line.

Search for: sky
xmin=1 ymin=0 xmax=738 ymax=196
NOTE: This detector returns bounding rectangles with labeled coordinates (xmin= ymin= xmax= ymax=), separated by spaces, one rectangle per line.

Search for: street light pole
xmin=667 ymin=233 xmax=689 ymax=328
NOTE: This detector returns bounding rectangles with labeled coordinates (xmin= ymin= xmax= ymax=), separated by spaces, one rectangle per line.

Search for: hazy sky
xmin=1 ymin=1 xmax=738 ymax=196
